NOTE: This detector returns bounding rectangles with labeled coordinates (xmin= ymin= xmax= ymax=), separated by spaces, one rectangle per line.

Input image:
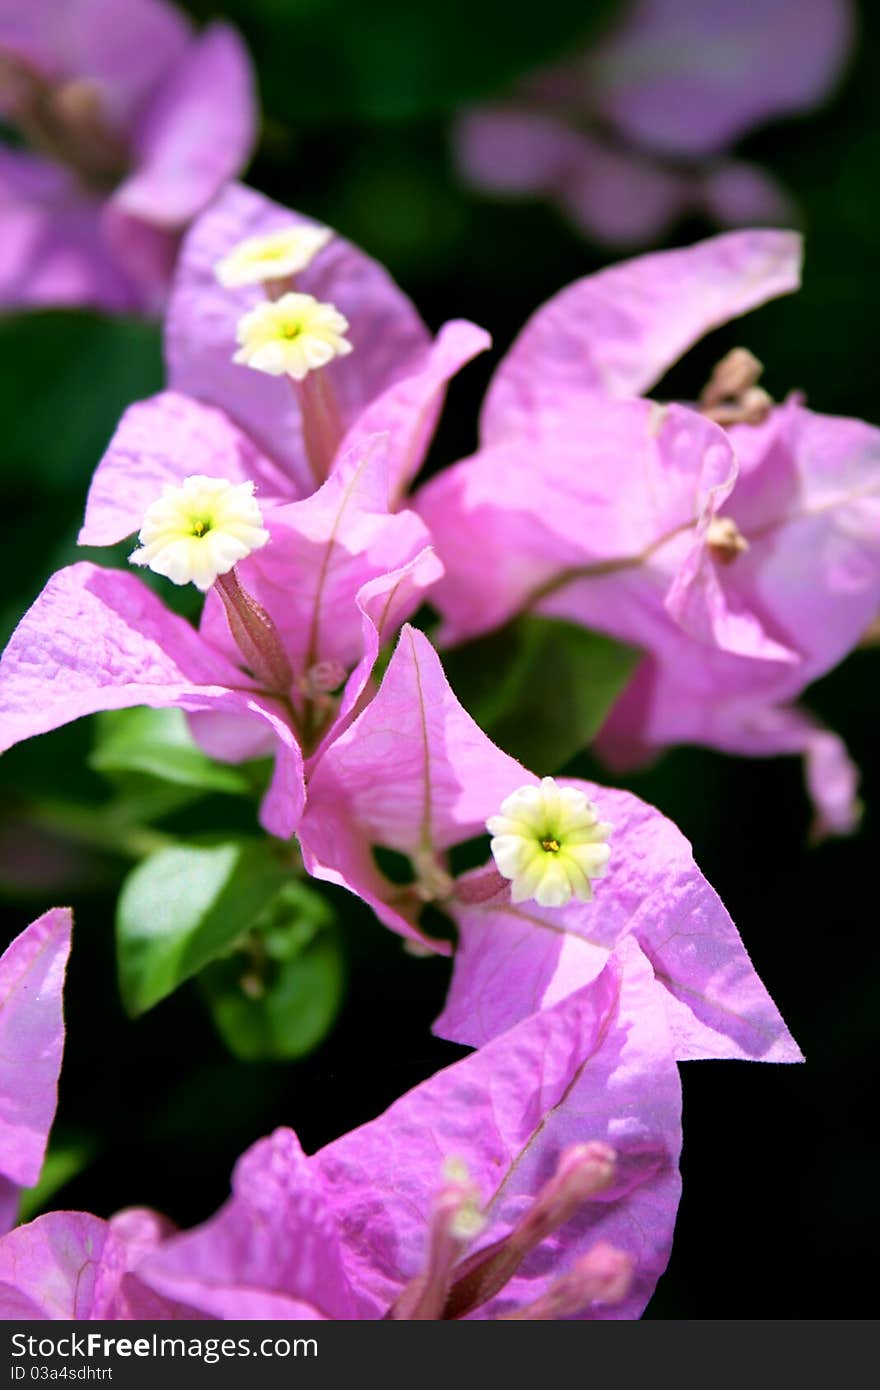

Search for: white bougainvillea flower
xmin=129 ymin=474 xmax=269 ymax=591
xmin=214 ymin=226 xmax=333 ymax=287
xmin=233 ymin=292 xmax=353 ymax=379
xmin=487 ymin=776 xmax=612 ymax=907
xmin=79 ymin=184 xmax=490 ymax=508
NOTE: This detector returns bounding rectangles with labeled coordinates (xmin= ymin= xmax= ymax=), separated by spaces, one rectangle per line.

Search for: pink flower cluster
xmin=456 ymin=0 xmax=854 ymax=247
xmin=0 ymin=0 xmax=255 ymax=312
xmin=0 ymin=172 xmax=877 ymax=1317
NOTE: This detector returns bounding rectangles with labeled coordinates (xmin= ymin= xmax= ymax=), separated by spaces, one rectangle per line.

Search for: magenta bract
xmin=0 ymin=0 xmax=256 ymax=313
xmin=158 ymin=183 xmax=490 ymax=499
xmin=455 ymin=0 xmax=853 ymax=246
xmin=418 ymin=231 xmax=880 ymax=835
xmin=300 ymin=625 xmax=802 ymax=1069
xmin=136 ymin=945 xmax=682 ymax=1320
xmin=0 ymin=908 xmax=72 ymax=1233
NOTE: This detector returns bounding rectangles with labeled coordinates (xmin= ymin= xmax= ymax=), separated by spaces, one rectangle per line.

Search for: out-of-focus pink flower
xmin=455 ymin=0 xmax=853 ymax=246
xmin=418 ymin=231 xmax=880 ymax=837
xmin=0 ymin=908 xmax=71 ymax=1233
xmin=136 ymin=944 xmax=680 ymax=1320
xmin=0 ymin=0 xmax=256 ymax=313
xmin=300 ymin=624 xmax=803 ymax=1073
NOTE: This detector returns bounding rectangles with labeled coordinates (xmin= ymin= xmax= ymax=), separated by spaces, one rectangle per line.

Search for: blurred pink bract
xmin=455 ymin=0 xmax=854 ymax=245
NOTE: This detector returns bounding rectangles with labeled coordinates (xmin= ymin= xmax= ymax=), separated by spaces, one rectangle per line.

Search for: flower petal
xmin=138 ymin=1128 xmax=353 ymax=1320
xmin=0 ymin=564 xmax=305 ymax=838
xmin=198 ymin=435 xmax=436 ymax=680
xmin=589 ymin=0 xmax=854 ymax=159
xmin=166 ymin=183 xmax=430 ymax=495
xmin=301 ymin=625 xmax=527 ymax=860
xmin=0 ymin=148 xmax=136 ymax=313
xmin=418 ymin=398 xmax=738 ymax=646
xmin=0 ymin=909 xmax=71 ymax=1213
xmin=338 ymin=318 xmax=491 ymax=500
xmin=80 ymin=390 xmax=292 ymax=548
xmin=0 ymin=1208 xmax=192 ymax=1319
xmin=111 ymin=23 xmax=256 ymax=230
xmin=437 ymin=779 xmax=802 ymax=1063
xmin=480 ymin=230 xmax=802 ymax=443
xmin=317 ymin=938 xmax=681 ymax=1320
xmin=0 ymin=0 xmax=192 ymax=130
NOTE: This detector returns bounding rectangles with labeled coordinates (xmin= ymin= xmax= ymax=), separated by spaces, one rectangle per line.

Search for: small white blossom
xmin=129 ymin=476 xmax=269 ymax=592
xmin=233 ymin=293 xmax=353 ymax=380
xmin=214 ymin=225 xmax=332 ymax=287
xmin=487 ymin=777 xmax=612 ymax=908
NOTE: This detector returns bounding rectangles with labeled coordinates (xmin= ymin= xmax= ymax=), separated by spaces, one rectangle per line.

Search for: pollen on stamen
xmin=442 ymin=1157 xmax=471 ymax=1185
xmin=233 ymin=292 xmax=353 ymax=380
xmin=707 ymin=515 xmax=749 ymax=564
xmin=439 ymin=1159 xmax=486 ymax=1241
xmin=128 ymin=475 xmax=269 ymax=592
xmin=214 ymin=225 xmax=333 ymax=288
xmin=486 ymin=776 xmax=612 ymax=909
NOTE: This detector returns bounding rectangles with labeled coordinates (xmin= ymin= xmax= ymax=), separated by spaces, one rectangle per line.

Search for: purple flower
xmin=455 ymin=0 xmax=853 ymax=246
xmin=0 ymin=435 xmax=439 ymax=839
xmin=150 ymin=181 xmax=490 ymax=500
xmin=0 ymin=924 xmax=684 ymax=1321
xmin=299 ymin=623 xmax=802 ymax=1071
xmin=0 ymin=185 xmax=490 ymax=826
xmin=0 ymin=1207 xmax=202 ymax=1318
xmin=132 ymin=945 xmax=678 ymax=1320
xmin=0 ymin=908 xmax=72 ymax=1233
xmin=76 ymin=184 xmax=489 ymax=534
xmin=0 ymin=0 xmax=256 ymax=313
xmin=418 ymin=231 xmax=880 ymax=836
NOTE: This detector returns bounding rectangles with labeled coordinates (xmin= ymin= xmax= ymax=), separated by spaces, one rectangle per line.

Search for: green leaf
xmin=199 ymin=882 xmax=344 ymax=1061
xmin=18 ymin=1134 xmax=99 ymax=1224
xmin=443 ymin=615 xmax=640 ymax=772
xmin=90 ymin=708 xmax=253 ymax=797
xmin=217 ymin=0 xmax=622 ymax=122
xmin=116 ymin=839 xmax=294 ymax=1016
xmin=0 ymin=312 xmax=163 ymax=646
xmin=3 ymin=312 xmax=162 ymax=493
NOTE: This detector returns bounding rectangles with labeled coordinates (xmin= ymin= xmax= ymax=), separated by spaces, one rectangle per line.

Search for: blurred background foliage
xmin=2 ymin=0 xmax=879 ymax=1318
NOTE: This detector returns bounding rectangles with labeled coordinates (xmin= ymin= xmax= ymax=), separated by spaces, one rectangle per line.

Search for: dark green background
xmin=2 ymin=0 xmax=878 ymax=1318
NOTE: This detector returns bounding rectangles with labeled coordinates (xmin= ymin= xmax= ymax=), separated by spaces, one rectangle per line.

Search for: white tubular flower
xmin=214 ymin=225 xmax=332 ymax=287
xmin=487 ymin=777 xmax=612 ymax=908
xmin=129 ymin=476 xmax=270 ymax=592
xmin=233 ymin=292 xmax=353 ymax=380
